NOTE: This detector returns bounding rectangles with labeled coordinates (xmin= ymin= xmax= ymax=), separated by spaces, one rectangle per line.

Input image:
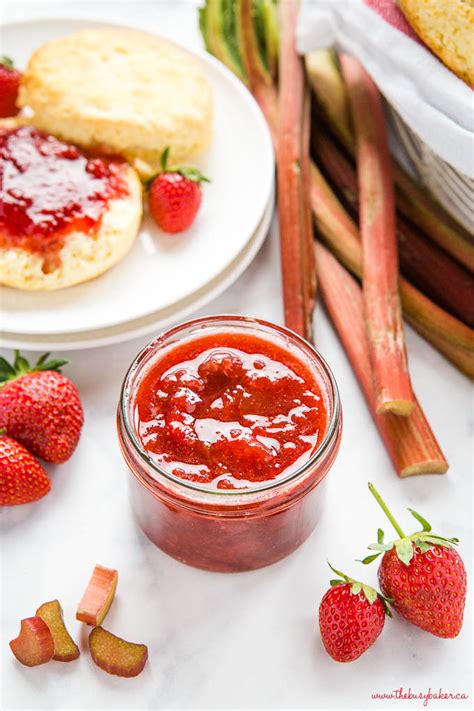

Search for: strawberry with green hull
xmin=362 ymin=483 xmax=467 ymax=639
xmin=0 ymin=56 xmax=21 ymax=117
xmin=147 ymin=147 xmax=210 ymax=234
xmin=0 ymin=432 xmax=50 ymax=505
xmin=0 ymin=351 xmax=83 ymax=464
xmin=319 ymin=563 xmax=391 ymax=663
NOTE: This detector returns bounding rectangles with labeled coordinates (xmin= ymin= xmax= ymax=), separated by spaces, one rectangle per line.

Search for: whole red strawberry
xmin=0 ymin=433 xmax=50 ymax=505
xmin=361 ymin=483 xmax=467 ymax=639
xmin=0 ymin=56 xmax=21 ymax=118
xmin=319 ymin=564 xmax=390 ymax=663
xmin=0 ymin=352 xmax=83 ymax=464
xmin=148 ymin=146 xmax=209 ymax=233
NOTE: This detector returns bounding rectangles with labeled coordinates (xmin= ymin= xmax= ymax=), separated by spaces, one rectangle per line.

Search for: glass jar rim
xmin=119 ymin=314 xmax=341 ymax=497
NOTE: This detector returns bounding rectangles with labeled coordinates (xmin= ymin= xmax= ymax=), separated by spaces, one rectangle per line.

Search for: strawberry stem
xmin=368 ymin=483 xmax=405 ymax=538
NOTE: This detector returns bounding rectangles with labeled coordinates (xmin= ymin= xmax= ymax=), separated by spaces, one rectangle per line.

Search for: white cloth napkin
xmin=296 ymin=0 xmax=474 ymax=179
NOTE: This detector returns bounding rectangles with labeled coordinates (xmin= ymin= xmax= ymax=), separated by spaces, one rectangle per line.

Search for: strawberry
xmin=319 ymin=563 xmax=390 ymax=663
xmin=360 ymin=483 xmax=467 ymax=639
xmin=0 ymin=433 xmax=50 ymax=505
xmin=0 ymin=351 xmax=83 ymax=464
xmin=0 ymin=56 xmax=21 ymax=118
xmin=147 ymin=146 xmax=209 ymax=233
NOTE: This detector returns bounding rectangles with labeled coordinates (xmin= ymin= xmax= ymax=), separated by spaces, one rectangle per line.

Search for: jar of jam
xmin=118 ymin=316 xmax=342 ymax=572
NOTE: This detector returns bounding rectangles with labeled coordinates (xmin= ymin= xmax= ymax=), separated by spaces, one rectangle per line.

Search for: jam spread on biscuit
xmin=0 ymin=126 xmax=129 ymax=270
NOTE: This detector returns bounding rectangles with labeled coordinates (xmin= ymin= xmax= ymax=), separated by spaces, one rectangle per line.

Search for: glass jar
xmin=117 ymin=316 xmax=342 ymax=572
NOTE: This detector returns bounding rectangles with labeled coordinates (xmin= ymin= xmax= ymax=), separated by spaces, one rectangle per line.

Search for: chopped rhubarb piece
xmin=89 ymin=627 xmax=148 ymax=678
xmin=36 ymin=600 xmax=80 ymax=662
xmin=9 ymin=616 xmax=55 ymax=667
xmin=76 ymin=564 xmax=118 ymax=626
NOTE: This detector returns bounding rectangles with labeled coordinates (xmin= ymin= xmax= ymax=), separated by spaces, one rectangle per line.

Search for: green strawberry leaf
xmin=0 ymin=55 xmax=14 ymax=70
xmin=368 ymin=544 xmax=393 ymax=552
xmin=329 ymin=579 xmax=343 ymax=587
xmin=0 ymin=351 xmax=69 ymax=382
xmin=414 ymin=538 xmax=431 ymax=553
xmin=358 ymin=553 xmax=382 ymax=565
xmin=350 ymin=582 xmax=362 ymax=596
xmin=35 ymin=352 xmax=51 ymax=367
xmin=419 ymin=534 xmax=459 ymax=548
xmin=362 ymin=584 xmax=378 ymax=604
xmin=0 ymin=357 xmax=16 ymax=381
xmin=13 ymin=350 xmax=30 ymax=374
xmin=395 ymin=538 xmax=414 ymax=565
xmin=377 ymin=528 xmax=385 ymax=544
xmin=161 ymin=146 xmax=171 ymax=172
xmin=178 ymin=166 xmax=211 ymax=183
xmin=327 ymin=562 xmax=350 ymax=582
xmin=379 ymin=594 xmax=393 ymax=617
xmin=408 ymin=508 xmax=432 ymax=532
xmin=34 ymin=358 xmax=68 ymax=373
xmin=157 ymin=145 xmax=210 ymax=184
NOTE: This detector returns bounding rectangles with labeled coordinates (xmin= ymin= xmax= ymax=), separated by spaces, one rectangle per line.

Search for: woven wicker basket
xmin=389 ymin=107 xmax=473 ymax=233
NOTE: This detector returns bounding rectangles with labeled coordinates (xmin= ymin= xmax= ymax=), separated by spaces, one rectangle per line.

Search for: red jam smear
xmin=134 ymin=332 xmax=327 ymax=490
xmin=0 ymin=126 xmax=129 ymax=264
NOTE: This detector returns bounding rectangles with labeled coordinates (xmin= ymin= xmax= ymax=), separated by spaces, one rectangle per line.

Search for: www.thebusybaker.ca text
xmin=371 ymin=687 xmax=469 ymax=707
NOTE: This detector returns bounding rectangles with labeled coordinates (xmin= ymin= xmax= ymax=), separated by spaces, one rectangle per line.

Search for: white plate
xmin=0 ymin=18 xmax=274 ymax=336
xmin=1 ymin=189 xmax=274 ymax=350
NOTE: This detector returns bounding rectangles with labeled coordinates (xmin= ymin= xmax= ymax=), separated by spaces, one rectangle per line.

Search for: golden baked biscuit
xmin=18 ymin=28 xmax=214 ymax=165
xmin=399 ymin=0 xmax=474 ymax=85
xmin=0 ymin=121 xmax=142 ymax=291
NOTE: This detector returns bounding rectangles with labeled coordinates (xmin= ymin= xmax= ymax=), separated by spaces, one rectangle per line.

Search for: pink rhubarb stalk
xmin=340 ymin=54 xmax=414 ymax=415
xmin=316 ymin=242 xmax=448 ymax=476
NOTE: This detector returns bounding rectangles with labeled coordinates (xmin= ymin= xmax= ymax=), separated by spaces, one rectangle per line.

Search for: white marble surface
xmin=1 ymin=2 xmax=472 ymax=710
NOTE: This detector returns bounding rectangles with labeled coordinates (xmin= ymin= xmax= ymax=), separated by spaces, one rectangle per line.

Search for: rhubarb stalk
xmin=309 ymin=162 xmax=474 ymax=378
xmin=275 ymin=0 xmax=315 ymax=339
xmin=340 ymin=54 xmax=414 ymax=416
xmin=313 ymin=131 xmax=474 ymax=327
xmin=237 ymin=0 xmax=279 ymax=148
xmin=316 ymin=242 xmax=448 ymax=476
xmin=305 ymin=49 xmax=352 ymax=149
xmin=307 ymin=49 xmax=474 ymax=273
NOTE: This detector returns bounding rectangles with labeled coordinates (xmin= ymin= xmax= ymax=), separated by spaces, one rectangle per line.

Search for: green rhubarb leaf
xmin=408 ymin=508 xmax=432 ymax=532
xmin=395 ymin=538 xmax=414 ymax=565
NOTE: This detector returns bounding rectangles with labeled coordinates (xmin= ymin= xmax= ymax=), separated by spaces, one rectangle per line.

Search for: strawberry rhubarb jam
xmin=118 ymin=316 xmax=342 ymax=572
xmin=0 ymin=125 xmax=128 ymax=267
